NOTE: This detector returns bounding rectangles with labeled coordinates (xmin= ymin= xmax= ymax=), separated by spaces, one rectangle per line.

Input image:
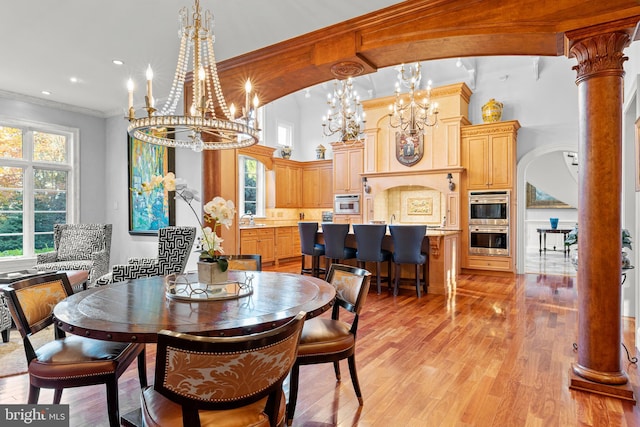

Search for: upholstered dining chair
xmin=389 ymin=224 xmax=428 ymax=297
xmin=140 ymin=312 xmax=306 ymax=427
xmin=321 ymin=223 xmax=357 ymax=272
xmin=95 ymin=226 xmax=196 ymax=285
xmin=2 ymin=273 xmax=147 ymax=427
xmin=34 ymin=223 xmax=112 ymax=284
xmin=225 ymin=254 xmax=262 ymax=271
xmin=299 ymin=222 xmax=325 ymax=278
xmin=287 ymin=264 xmax=371 ymax=426
xmin=353 ymin=223 xmax=392 ymax=294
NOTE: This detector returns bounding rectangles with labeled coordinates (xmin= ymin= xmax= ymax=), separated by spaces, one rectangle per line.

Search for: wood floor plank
xmin=1 ymin=261 xmax=639 ymax=426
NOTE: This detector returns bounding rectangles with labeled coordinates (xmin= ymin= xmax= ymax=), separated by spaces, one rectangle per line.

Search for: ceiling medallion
xmin=330 ymin=61 xmax=365 ymax=79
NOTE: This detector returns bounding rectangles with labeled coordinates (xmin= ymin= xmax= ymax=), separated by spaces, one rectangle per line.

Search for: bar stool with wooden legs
xmin=389 ymin=224 xmax=429 ymax=297
xmin=353 ymin=223 xmax=392 ymax=294
xmin=322 ymin=223 xmax=357 ymax=272
xmin=299 ymin=222 xmax=325 ymax=278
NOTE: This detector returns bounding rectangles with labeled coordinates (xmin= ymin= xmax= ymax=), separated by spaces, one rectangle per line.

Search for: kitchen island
xmin=315 ymin=226 xmax=461 ymax=296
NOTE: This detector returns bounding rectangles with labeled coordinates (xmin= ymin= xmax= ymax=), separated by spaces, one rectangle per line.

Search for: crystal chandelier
xmin=126 ymin=0 xmax=259 ymax=152
xmin=388 ymin=63 xmax=439 ymax=135
xmin=321 ymin=78 xmax=366 ymax=143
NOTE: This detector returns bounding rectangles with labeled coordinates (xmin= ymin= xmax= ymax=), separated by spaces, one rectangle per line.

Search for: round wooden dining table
xmin=52 ymin=271 xmax=335 ymax=343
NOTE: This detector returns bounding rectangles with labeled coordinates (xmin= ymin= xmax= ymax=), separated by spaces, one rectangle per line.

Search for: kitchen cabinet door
xmin=240 ymin=228 xmax=275 ymax=263
xmin=462 ymin=121 xmax=519 ymax=190
xmin=332 ymin=143 xmax=363 ymax=194
xmin=274 ymin=161 xmax=302 ymax=207
xmin=302 ymin=163 xmax=333 ymax=208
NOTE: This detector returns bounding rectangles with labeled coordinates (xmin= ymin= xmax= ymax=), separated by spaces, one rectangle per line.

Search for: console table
xmin=536 ymin=228 xmax=572 ymax=256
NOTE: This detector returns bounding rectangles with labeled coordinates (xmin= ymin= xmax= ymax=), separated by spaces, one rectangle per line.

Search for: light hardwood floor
xmin=1 ymin=260 xmax=638 ymax=426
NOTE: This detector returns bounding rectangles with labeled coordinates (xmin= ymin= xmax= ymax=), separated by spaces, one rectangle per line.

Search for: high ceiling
xmin=2 ymin=1 xmax=639 ymax=118
xmin=0 ymin=0 xmax=402 ymax=117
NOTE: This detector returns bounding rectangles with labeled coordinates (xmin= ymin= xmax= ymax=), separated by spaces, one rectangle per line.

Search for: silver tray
xmin=165 ymin=273 xmax=254 ymax=301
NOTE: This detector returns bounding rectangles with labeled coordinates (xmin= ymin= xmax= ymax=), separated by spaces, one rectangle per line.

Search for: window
xmin=0 ymin=119 xmax=76 ymax=259
xmin=238 ymin=155 xmax=265 ymax=217
xmin=277 ymin=121 xmax=293 ymax=148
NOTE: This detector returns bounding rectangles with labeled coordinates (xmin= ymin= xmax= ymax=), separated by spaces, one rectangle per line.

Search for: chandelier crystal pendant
xmin=126 ymin=0 xmax=259 ymax=152
xmin=388 ymin=63 xmax=439 ymax=135
xmin=321 ymin=77 xmax=366 ymax=143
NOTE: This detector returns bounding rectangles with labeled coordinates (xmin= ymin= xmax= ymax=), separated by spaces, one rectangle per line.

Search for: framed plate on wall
xmin=128 ymin=132 xmax=175 ymax=235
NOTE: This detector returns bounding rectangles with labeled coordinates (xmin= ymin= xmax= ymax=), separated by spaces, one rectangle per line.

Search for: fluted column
xmin=566 ymin=23 xmax=634 ymax=400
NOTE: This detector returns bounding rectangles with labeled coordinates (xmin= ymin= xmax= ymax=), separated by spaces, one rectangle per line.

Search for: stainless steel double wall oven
xmin=468 ymin=190 xmax=509 ymax=256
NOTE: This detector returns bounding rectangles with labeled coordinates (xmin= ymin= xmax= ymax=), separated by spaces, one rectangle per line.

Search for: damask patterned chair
xmin=2 ymin=273 xmax=147 ymax=427
xmin=34 ymin=223 xmax=112 ymax=284
xmin=287 ymin=264 xmax=371 ymax=426
xmin=95 ymin=226 xmax=196 ymax=286
xmin=140 ymin=312 xmax=306 ymax=427
xmin=0 ymin=293 xmax=12 ymax=343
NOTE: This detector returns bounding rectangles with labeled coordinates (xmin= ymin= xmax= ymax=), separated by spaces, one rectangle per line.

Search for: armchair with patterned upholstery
xmin=34 ymin=223 xmax=112 ymax=284
xmin=95 ymin=226 xmax=196 ymax=286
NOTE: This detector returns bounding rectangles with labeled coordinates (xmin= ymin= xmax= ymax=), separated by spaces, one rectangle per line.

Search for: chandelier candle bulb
xmin=127 ymin=79 xmax=134 ymax=113
xmin=146 ymin=65 xmax=153 ymax=105
xmin=126 ymin=0 xmax=259 ymax=150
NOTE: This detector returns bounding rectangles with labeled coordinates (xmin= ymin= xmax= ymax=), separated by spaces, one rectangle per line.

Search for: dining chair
xmin=2 ymin=273 xmax=147 ymax=427
xmin=287 ymin=264 xmax=371 ymax=426
xmin=299 ymin=222 xmax=325 ymax=278
xmin=34 ymin=223 xmax=112 ymax=284
xmin=95 ymin=226 xmax=196 ymax=285
xmin=321 ymin=223 xmax=357 ymax=272
xmin=389 ymin=224 xmax=428 ymax=297
xmin=225 ymin=254 xmax=262 ymax=271
xmin=353 ymin=223 xmax=392 ymax=294
xmin=140 ymin=312 xmax=306 ymax=427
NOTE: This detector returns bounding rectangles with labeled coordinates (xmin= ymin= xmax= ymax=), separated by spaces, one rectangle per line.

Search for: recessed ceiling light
xmin=70 ymin=77 xmax=78 ymax=83
xmin=41 ymin=90 xmax=51 ymax=95
xmin=112 ymin=59 xmax=124 ymax=66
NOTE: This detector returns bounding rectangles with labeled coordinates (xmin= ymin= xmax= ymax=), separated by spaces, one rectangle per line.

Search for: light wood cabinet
xmin=301 ymin=160 xmax=333 ymax=208
xmin=332 ymin=214 xmax=361 ymax=225
xmin=274 ymin=159 xmax=302 ymax=208
xmin=332 ymin=142 xmax=364 ymax=195
xmin=276 ymin=226 xmax=300 ymax=260
xmin=460 ymin=120 xmax=520 ymax=273
xmin=461 ymin=121 xmax=520 ymax=190
xmin=240 ymin=228 xmax=275 ymax=263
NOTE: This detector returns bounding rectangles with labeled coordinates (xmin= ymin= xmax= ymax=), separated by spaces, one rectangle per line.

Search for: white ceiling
xmin=0 ymin=0 xmax=408 ymax=117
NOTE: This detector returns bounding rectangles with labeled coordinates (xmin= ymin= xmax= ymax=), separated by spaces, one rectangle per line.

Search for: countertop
xmin=239 ymin=222 xmax=461 ymax=236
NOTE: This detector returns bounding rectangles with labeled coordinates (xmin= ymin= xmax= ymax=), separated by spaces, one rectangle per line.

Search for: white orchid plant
xmin=139 ymin=172 xmax=236 ymax=271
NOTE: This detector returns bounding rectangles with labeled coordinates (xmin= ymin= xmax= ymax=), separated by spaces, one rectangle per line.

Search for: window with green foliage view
xmin=0 ymin=123 xmax=73 ymax=258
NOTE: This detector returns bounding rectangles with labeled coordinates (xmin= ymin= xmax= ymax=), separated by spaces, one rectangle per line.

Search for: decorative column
xmin=565 ymin=21 xmax=635 ymax=401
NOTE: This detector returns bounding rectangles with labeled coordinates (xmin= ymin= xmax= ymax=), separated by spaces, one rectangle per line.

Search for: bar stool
xmin=299 ymin=222 xmax=325 ymax=278
xmin=322 ymin=223 xmax=357 ymax=272
xmin=389 ymin=225 xmax=428 ymax=297
xmin=353 ymin=224 xmax=392 ymax=294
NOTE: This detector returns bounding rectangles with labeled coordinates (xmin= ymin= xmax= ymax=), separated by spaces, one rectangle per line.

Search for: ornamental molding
xmin=570 ymin=32 xmax=630 ymax=82
xmin=460 ymin=121 xmax=520 ymax=137
xmin=330 ymin=61 xmax=366 ymax=78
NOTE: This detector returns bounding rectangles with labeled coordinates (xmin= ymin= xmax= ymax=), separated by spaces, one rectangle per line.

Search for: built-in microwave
xmin=469 ymin=225 xmax=509 ymax=256
xmin=334 ymin=194 xmax=360 ymax=215
xmin=469 ymin=190 xmax=509 ymax=225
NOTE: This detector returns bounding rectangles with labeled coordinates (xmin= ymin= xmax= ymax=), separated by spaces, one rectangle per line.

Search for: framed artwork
xmin=407 ymin=197 xmax=433 ymax=215
xmin=395 ymin=132 xmax=423 ymax=166
xmin=635 ymin=117 xmax=640 ymax=191
xmin=526 ymin=182 xmax=573 ymax=209
xmin=128 ymin=134 xmax=175 ymax=235
xmin=400 ymin=190 xmax=440 ymax=223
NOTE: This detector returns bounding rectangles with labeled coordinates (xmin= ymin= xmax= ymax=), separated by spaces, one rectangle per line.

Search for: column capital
xmin=569 ymin=32 xmax=629 ymax=82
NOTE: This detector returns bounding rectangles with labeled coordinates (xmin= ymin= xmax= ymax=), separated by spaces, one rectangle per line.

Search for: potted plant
xmin=564 ymin=225 xmax=633 ymax=268
xmin=137 ymin=172 xmax=236 ymax=284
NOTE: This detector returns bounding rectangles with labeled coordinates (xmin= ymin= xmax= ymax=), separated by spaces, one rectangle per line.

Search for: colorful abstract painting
xmin=128 ymin=135 xmax=175 ymax=235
